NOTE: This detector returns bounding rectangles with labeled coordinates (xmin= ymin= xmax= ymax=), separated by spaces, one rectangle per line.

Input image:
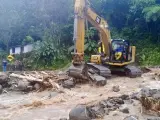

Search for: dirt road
xmin=0 ymin=69 xmax=159 ymax=120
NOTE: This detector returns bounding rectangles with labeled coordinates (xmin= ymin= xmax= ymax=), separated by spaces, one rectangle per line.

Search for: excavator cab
xmin=110 ymin=39 xmax=131 ymax=63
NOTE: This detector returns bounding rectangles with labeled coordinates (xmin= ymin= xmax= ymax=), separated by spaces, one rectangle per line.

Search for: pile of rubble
xmin=0 ymin=71 xmax=71 ymax=93
xmin=140 ymin=81 xmax=160 ymax=116
xmin=68 ymin=95 xmax=135 ymax=120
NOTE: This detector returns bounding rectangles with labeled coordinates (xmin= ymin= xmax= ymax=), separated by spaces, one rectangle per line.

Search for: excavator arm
xmin=73 ymin=0 xmax=111 ymax=64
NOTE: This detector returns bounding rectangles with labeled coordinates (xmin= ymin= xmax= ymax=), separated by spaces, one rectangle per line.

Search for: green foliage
xmin=138 ymin=45 xmax=160 ymax=66
xmin=22 ymin=35 xmax=34 ymax=45
xmin=31 ymin=24 xmax=70 ymax=69
xmin=143 ymin=5 xmax=160 ymax=22
xmin=85 ymin=28 xmax=98 ymax=55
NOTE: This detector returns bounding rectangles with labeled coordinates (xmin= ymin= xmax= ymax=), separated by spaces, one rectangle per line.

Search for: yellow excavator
xmin=68 ymin=0 xmax=142 ymax=84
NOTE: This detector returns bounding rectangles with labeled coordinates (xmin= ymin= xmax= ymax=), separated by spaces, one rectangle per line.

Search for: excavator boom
xmin=73 ymin=0 xmax=111 ymax=64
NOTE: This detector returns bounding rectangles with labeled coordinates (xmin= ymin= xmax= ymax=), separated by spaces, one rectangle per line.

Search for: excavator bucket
xmin=67 ymin=63 xmax=109 ymax=86
xmin=67 ymin=63 xmax=88 ymax=81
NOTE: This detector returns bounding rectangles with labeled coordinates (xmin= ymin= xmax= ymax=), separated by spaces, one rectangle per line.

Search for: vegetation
xmin=0 ymin=0 xmax=159 ymax=69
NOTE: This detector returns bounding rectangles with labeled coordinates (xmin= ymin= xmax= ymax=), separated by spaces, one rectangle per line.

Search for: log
xmin=10 ymin=73 xmax=43 ymax=82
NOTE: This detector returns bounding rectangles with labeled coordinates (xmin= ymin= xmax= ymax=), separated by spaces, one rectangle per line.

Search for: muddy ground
xmin=0 ymin=68 xmax=160 ymax=120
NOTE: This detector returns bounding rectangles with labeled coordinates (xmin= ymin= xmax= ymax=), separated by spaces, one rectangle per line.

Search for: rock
xmin=62 ymin=79 xmax=75 ymax=89
xmin=69 ymin=105 xmax=91 ymax=120
xmin=153 ymin=93 xmax=160 ymax=99
xmin=88 ymin=105 xmax=105 ymax=119
xmin=17 ymin=80 xmax=30 ymax=91
xmin=59 ymin=118 xmax=68 ymax=120
xmin=104 ymin=108 xmax=109 ymax=115
xmin=147 ymin=117 xmax=160 ymax=120
xmin=106 ymin=101 xmax=115 ymax=108
xmin=99 ymin=100 xmax=108 ymax=108
xmin=113 ymin=98 xmax=124 ymax=104
xmin=141 ymin=87 xmax=150 ymax=97
xmin=92 ymin=75 xmax=107 ymax=86
xmin=112 ymin=111 xmax=119 ymax=116
xmin=123 ymin=115 xmax=138 ymax=120
xmin=0 ymin=73 xmax=8 ymax=84
xmin=121 ymin=95 xmax=129 ymax=100
xmin=130 ymin=92 xmax=141 ymax=100
xmin=124 ymin=99 xmax=134 ymax=104
xmin=119 ymin=105 xmax=129 ymax=114
xmin=0 ymin=85 xmax=2 ymax=94
xmin=112 ymin=86 xmax=120 ymax=92
xmin=34 ymin=83 xmax=41 ymax=90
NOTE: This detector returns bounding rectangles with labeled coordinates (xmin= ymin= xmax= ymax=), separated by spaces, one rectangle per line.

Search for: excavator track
xmin=87 ymin=63 xmax=111 ymax=78
xmin=125 ymin=65 xmax=142 ymax=78
xmin=68 ymin=63 xmax=111 ymax=86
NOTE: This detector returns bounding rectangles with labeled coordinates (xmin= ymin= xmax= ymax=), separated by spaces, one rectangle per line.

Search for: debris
xmin=140 ymin=81 xmax=160 ymax=116
xmin=119 ymin=104 xmax=129 ymax=113
xmin=112 ymin=85 xmax=120 ymax=92
xmin=123 ymin=115 xmax=138 ymax=120
xmin=7 ymin=71 xmax=68 ymax=92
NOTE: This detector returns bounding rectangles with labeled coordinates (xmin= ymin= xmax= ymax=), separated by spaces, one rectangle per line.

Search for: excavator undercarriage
xmin=68 ymin=63 xmax=142 ymax=86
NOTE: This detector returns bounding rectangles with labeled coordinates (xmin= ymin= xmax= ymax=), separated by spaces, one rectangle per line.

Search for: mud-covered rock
xmin=153 ymin=93 xmax=160 ymax=99
xmin=34 ymin=83 xmax=41 ymax=90
xmin=112 ymin=86 xmax=120 ymax=92
xmin=119 ymin=104 xmax=129 ymax=113
xmin=0 ymin=85 xmax=2 ymax=94
xmin=17 ymin=80 xmax=30 ymax=91
xmin=104 ymin=108 xmax=109 ymax=115
xmin=0 ymin=73 xmax=8 ymax=84
xmin=69 ymin=105 xmax=91 ymax=120
xmin=63 ymin=79 xmax=75 ymax=89
xmin=130 ymin=92 xmax=141 ymax=100
xmin=99 ymin=100 xmax=108 ymax=108
xmin=121 ymin=95 xmax=130 ymax=100
xmin=59 ymin=118 xmax=68 ymax=120
xmin=88 ymin=105 xmax=105 ymax=119
xmin=147 ymin=117 xmax=160 ymax=120
xmin=123 ymin=115 xmax=138 ymax=120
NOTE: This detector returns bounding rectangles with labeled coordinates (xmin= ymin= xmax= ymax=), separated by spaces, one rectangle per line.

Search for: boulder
xmin=62 ymin=79 xmax=75 ymax=89
xmin=34 ymin=83 xmax=41 ymax=90
xmin=119 ymin=104 xmax=129 ymax=114
xmin=112 ymin=86 xmax=120 ymax=92
xmin=59 ymin=118 xmax=68 ymax=120
xmin=0 ymin=85 xmax=2 ymax=94
xmin=69 ymin=105 xmax=91 ymax=120
xmin=88 ymin=105 xmax=105 ymax=119
xmin=123 ymin=115 xmax=138 ymax=120
xmin=130 ymin=92 xmax=141 ymax=100
xmin=0 ymin=73 xmax=8 ymax=84
xmin=17 ymin=80 xmax=30 ymax=91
